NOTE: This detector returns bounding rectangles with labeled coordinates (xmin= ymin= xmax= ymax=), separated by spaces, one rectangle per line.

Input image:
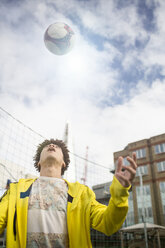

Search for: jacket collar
xmin=17 ymin=178 xmax=37 ymax=248
xmin=17 ymin=177 xmax=85 ymax=196
xmin=18 ymin=177 xmax=85 ymax=213
xmin=64 ymin=179 xmax=83 ymax=197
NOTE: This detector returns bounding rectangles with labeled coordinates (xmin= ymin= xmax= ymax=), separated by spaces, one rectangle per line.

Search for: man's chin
xmin=46 ymin=155 xmax=57 ymax=161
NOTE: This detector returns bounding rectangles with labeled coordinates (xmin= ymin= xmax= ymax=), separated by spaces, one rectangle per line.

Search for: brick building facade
xmin=114 ymin=133 xmax=165 ymax=226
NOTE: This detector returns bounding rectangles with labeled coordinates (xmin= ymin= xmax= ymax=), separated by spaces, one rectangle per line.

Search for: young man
xmin=0 ymin=139 xmax=137 ymax=248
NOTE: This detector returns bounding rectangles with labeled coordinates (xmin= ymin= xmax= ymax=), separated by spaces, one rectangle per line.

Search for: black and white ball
xmin=44 ymin=22 xmax=75 ymax=55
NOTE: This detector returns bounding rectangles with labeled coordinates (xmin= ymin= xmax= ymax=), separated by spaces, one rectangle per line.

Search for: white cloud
xmin=137 ymin=1 xmax=165 ymax=70
xmin=0 ymin=0 xmax=165 ymax=186
xmin=1 ymin=78 xmax=165 ymax=169
xmin=76 ymin=0 xmax=148 ymax=47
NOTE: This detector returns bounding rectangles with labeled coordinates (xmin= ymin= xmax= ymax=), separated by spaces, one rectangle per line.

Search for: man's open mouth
xmin=48 ymin=148 xmax=55 ymax=152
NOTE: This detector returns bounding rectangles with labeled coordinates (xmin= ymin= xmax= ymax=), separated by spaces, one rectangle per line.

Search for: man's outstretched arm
xmin=90 ymin=153 xmax=137 ymax=236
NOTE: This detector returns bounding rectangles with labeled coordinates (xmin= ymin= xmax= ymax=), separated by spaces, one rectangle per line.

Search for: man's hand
xmin=115 ymin=152 xmax=137 ymax=188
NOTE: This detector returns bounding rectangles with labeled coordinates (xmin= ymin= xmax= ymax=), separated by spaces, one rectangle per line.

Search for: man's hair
xmin=33 ymin=138 xmax=70 ymax=175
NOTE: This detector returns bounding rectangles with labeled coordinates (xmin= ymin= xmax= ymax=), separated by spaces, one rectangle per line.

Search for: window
xmin=136 ymin=165 xmax=148 ymax=176
xmin=155 ymin=143 xmax=165 ymax=154
xmin=160 ymin=182 xmax=165 ymax=215
xmin=136 ymin=185 xmax=153 ymax=223
xmin=160 ymin=182 xmax=165 ymax=191
xmin=123 ymin=157 xmax=130 ymax=166
xmin=126 ymin=211 xmax=134 ymax=226
xmin=157 ymin=161 xmax=165 ymax=172
xmin=135 ymin=148 xmax=146 ymax=159
xmin=115 ymin=157 xmax=129 ymax=167
xmin=125 ymin=191 xmax=134 ymax=226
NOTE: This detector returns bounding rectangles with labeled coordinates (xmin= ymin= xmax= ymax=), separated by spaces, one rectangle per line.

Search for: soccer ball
xmin=44 ymin=22 xmax=75 ymax=55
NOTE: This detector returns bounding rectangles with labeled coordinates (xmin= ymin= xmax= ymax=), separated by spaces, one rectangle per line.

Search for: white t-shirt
xmin=27 ymin=176 xmax=69 ymax=248
xmin=0 ymin=188 xmax=6 ymax=198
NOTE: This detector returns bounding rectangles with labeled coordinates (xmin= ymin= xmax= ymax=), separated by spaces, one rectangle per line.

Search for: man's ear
xmin=37 ymin=162 xmax=41 ymax=171
xmin=61 ymin=160 xmax=66 ymax=169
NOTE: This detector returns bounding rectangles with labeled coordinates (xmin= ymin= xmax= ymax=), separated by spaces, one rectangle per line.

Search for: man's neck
xmin=40 ymin=163 xmax=62 ymax=178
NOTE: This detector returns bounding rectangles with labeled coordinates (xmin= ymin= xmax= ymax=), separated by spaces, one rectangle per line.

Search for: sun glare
xmin=64 ymin=50 xmax=88 ymax=76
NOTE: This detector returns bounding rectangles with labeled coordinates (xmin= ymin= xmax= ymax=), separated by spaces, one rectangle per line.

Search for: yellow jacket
xmin=0 ymin=176 xmax=130 ymax=248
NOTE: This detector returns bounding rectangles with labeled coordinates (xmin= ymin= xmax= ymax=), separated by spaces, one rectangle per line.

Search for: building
xmin=92 ymin=181 xmax=121 ymax=248
xmin=92 ymin=133 xmax=165 ymax=247
xmin=114 ymin=133 xmax=165 ymax=227
xmin=92 ymin=181 xmax=111 ymax=204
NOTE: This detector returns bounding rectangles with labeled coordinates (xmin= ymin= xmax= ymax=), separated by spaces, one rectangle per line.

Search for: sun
xmin=64 ymin=49 xmax=88 ymax=76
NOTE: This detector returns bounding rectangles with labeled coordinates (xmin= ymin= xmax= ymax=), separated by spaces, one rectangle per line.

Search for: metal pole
xmin=139 ymin=172 xmax=148 ymax=248
xmin=120 ymin=231 xmax=124 ymax=248
xmin=84 ymin=146 xmax=89 ymax=185
xmin=157 ymin=229 xmax=161 ymax=248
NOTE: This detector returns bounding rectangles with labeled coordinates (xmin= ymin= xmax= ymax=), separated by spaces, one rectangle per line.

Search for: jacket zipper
xmin=13 ymin=206 xmax=17 ymax=240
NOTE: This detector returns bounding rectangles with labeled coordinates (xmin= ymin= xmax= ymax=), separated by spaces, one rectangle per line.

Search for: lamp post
xmin=139 ymin=171 xmax=148 ymax=248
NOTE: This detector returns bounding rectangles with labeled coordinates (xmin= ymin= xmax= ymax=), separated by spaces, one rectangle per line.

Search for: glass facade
xmin=155 ymin=143 xmax=165 ymax=154
xmin=135 ymin=148 xmax=146 ymax=159
xmin=126 ymin=191 xmax=134 ymax=226
xmin=157 ymin=161 xmax=165 ymax=172
xmin=136 ymin=165 xmax=148 ymax=177
xmin=136 ymin=185 xmax=153 ymax=223
xmin=123 ymin=157 xmax=130 ymax=166
xmin=160 ymin=182 xmax=165 ymax=214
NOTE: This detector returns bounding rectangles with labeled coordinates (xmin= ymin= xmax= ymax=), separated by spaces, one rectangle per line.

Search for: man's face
xmin=38 ymin=143 xmax=65 ymax=168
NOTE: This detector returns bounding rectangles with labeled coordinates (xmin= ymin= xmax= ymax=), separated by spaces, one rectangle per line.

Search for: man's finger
xmin=122 ymin=165 xmax=136 ymax=179
xmin=132 ymin=152 xmax=137 ymax=163
xmin=116 ymin=156 xmax=123 ymax=173
xmin=127 ymin=156 xmax=137 ymax=170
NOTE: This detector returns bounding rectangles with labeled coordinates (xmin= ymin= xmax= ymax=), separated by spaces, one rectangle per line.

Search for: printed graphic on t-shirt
xmin=27 ymin=233 xmax=68 ymax=248
xmin=27 ymin=177 xmax=69 ymax=248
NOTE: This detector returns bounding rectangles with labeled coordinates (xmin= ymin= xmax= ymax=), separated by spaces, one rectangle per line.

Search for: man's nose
xmin=49 ymin=144 xmax=55 ymax=147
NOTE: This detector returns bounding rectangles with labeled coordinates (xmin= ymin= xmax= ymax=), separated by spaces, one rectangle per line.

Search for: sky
xmin=0 ymin=0 xmax=165 ymax=179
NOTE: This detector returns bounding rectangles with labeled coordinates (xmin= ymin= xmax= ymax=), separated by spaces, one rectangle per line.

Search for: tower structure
xmin=81 ymin=146 xmax=89 ymax=185
xmin=63 ymin=122 xmax=76 ymax=182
